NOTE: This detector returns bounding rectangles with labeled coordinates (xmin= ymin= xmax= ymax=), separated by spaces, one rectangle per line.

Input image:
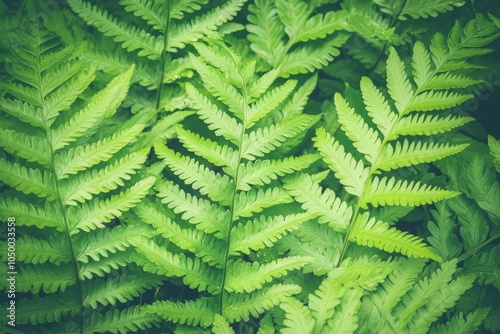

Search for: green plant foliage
xmin=0 ymin=18 xmax=162 ymax=333
xmin=129 ymin=38 xmax=319 ymax=330
xmin=1 ymin=1 xmax=499 ymax=333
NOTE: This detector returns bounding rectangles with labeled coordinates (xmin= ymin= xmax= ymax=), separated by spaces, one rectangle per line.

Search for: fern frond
xmin=375 ymin=140 xmax=469 ymax=172
xmin=229 ymin=213 xmax=310 ymax=255
xmin=360 ymin=77 xmax=397 ymax=138
xmin=349 ymin=214 xmax=441 ymax=261
xmin=237 ymin=154 xmax=319 ymax=191
xmin=167 ymin=0 xmax=246 ymax=52
xmin=132 ymin=237 xmax=222 ymax=294
xmin=334 ymin=93 xmax=382 ymax=163
xmin=54 ymin=124 xmax=144 ymax=179
xmin=280 ymin=297 xmax=315 ymax=334
xmin=394 ymin=260 xmax=458 ymax=327
xmin=233 ymin=187 xmax=292 ymax=218
xmin=427 ymin=201 xmax=462 ymax=261
xmin=16 ymin=264 xmax=73 ymax=294
xmin=185 ymin=82 xmax=242 ymax=144
xmin=429 ymin=309 xmax=490 ymax=334
xmin=241 ymin=114 xmax=319 ymax=160
xmin=362 ymin=176 xmax=460 ymax=208
xmin=68 ymin=0 xmax=163 ymax=59
xmin=0 ymin=197 xmax=59 ymax=229
xmin=225 ymin=257 xmax=311 ymax=293
xmin=313 ymin=127 xmax=369 ymax=197
xmin=247 ymin=0 xmax=349 ymax=76
xmin=60 ymin=148 xmax=149 ymax=205
xmin=50 ymin=66 xmax=134 ymax=151
xmin=0 ymin=158 xmax=55 ymax=199
xmin=70 ymin=176 xmax=156 ymax=233
xmin=146 ymin=298 xmax=217 ymax=327
xmin=400 ymin=0 xmax=464 ymax=20
xmin=154 ymin=179 xmax=230 ymax=237
xmin=84 ymin=306 xmax=161 ymax=334
xmin=14 ymin=236 xmax=68 ymax=265
xmin=284 ymin=173 xmax=352 ymax=232
xmin=223 ymin=284 xmax=302 ymax=323
xmin=75 ymin=225 xmax=151 ymax=263
xmin=82 ymin=274 xmax=162 ymax=308
xmin=488 ymin=135 xmax=500 ymax=173
xmin=177 ymin=127 xmax=238 ymax=173
xmin=16 ymin=294 xmax=76 ymax=325
xmin=0 ymin=129 xmax=51 ymax=166
xmin=119 ymin=0 xmax=166 ymax=32
xmin=391 ymin=113 xmax=474 ymax=139
xmin=155 ymin=143 xmax=234 ymax=204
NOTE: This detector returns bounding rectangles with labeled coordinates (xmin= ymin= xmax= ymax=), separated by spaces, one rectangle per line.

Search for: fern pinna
xmin=130 ymin=38 xmax=320 ymax=332
xmin=0 ymin=19 xmax=161 ymax=333
xmin=68 ymin=0 xmax=246 ymax=150
xmin=279 ymin=14 xmax=500 ymax=333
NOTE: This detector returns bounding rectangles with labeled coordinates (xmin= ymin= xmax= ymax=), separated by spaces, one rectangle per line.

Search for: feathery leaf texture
xmin=287 ymin=15 xmax=498 ymax=262
xmin=131 ymin=39 xmax=318 ymax=330
xmin=0 ymin=19 xmax=157 ymax=331
xmin=247 ymin=0 xmax=349 ymax=77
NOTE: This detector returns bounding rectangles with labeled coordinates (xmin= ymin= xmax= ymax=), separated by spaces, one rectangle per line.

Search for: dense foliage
xmin=0 ymin=0 xmax=499 ymax=333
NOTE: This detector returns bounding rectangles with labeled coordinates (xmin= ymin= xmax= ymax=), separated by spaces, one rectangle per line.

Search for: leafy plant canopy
xmin=0 ymin=0 xmax=499 ymax=333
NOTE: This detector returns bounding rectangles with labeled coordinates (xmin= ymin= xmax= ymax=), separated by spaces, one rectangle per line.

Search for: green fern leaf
xmin=313 ymin=127 xmax=369 ymax=197
xmin=284 ymin=173 xmax=352 ymax=232
xmin=429 ymin=309 xmax=490 ymax=334
xmin=405 ymin=275 xmax=476 ymax=334
xmin=84 ymin=306 xmax=161 ymax=334
xmin=233 ymin=187 xmax=292 ymax=218
xmin=119 ymin=0 xmax=166 ymax=32
xmin=50 ymin=66 xmax=134 ymax=151
xmin=375 ymin=140 xmax=469 ymax=172
xmin=401 ymin=0 xmax=465 ymax=20
xmin=427 ymin=201 xmax=463 ymax=261
xmin=362 ymin=176 xmax=460 ymax=208
xmin=0 ymin=129 xmax=51 ymax=166
xmin=224 ymin=284 xmax=302 ymax=323
xmin=360 ymin=77 xmax=397 ymax=138
xmin=386 ymin=47 xmax=414 ymax=114
xmin=54 ymin=125 xmax=144 ymax=179
xmin=488 ymin=135 xmax=500 ymax=173
xmin=177 ymin=127 xmax=238 ymax=174
xmin=225 ymin=257 xmax=311 ymax=293
xmin=334 ymin=93 xmax=382 ymax=163
xmin=132 ymin=237 xmax=222 ymax=294
xmin=16 ymin=264 xmax=73 ymax=294
xmin=16 ymin=294 xmax=76 ymax=325
xmin=75 ymin=225 xmax=151 ymax=263
xmin=82 ymin=274 xmax=162 ymax=308
xmin=213 ymin=314 xmax=235 ymax=334
xmin=237 ymin=154 xmax=319 ymax=191
xmin=391 ymin=114 xmax=474 ymax=139
xmin=68 ymin=0 xmax=163 ymax=59
xmin=280 ymin=297 xmax=315 ymax=334
xmin=0 ymin=197 xmax=59 ymax=229
xmin=241 ymin=114 xmax=319 ymax=160
xmin=13 ymin=236 xmax=68 ymax=265
xmin=0 ymin=158 xmax=55 ymax=199
xmin=60 ymin=148 xmax=149 ymax=205
xmin=350 ymin=213 xmax=441 ymax=261
xmin=167 ymin=0 xmax=246 ymax=51
xmin=154 ymin=179 xmax=230 ymax=237
xmin=146 ymin=297 xmax=217 ymax=327
xmin=155 ymin=143 xmax=234 ymax=204
xmin=70 ymin=176 xmax=156 ymax=233
xmin=229 ymin=213 xmax=310 ymax=255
